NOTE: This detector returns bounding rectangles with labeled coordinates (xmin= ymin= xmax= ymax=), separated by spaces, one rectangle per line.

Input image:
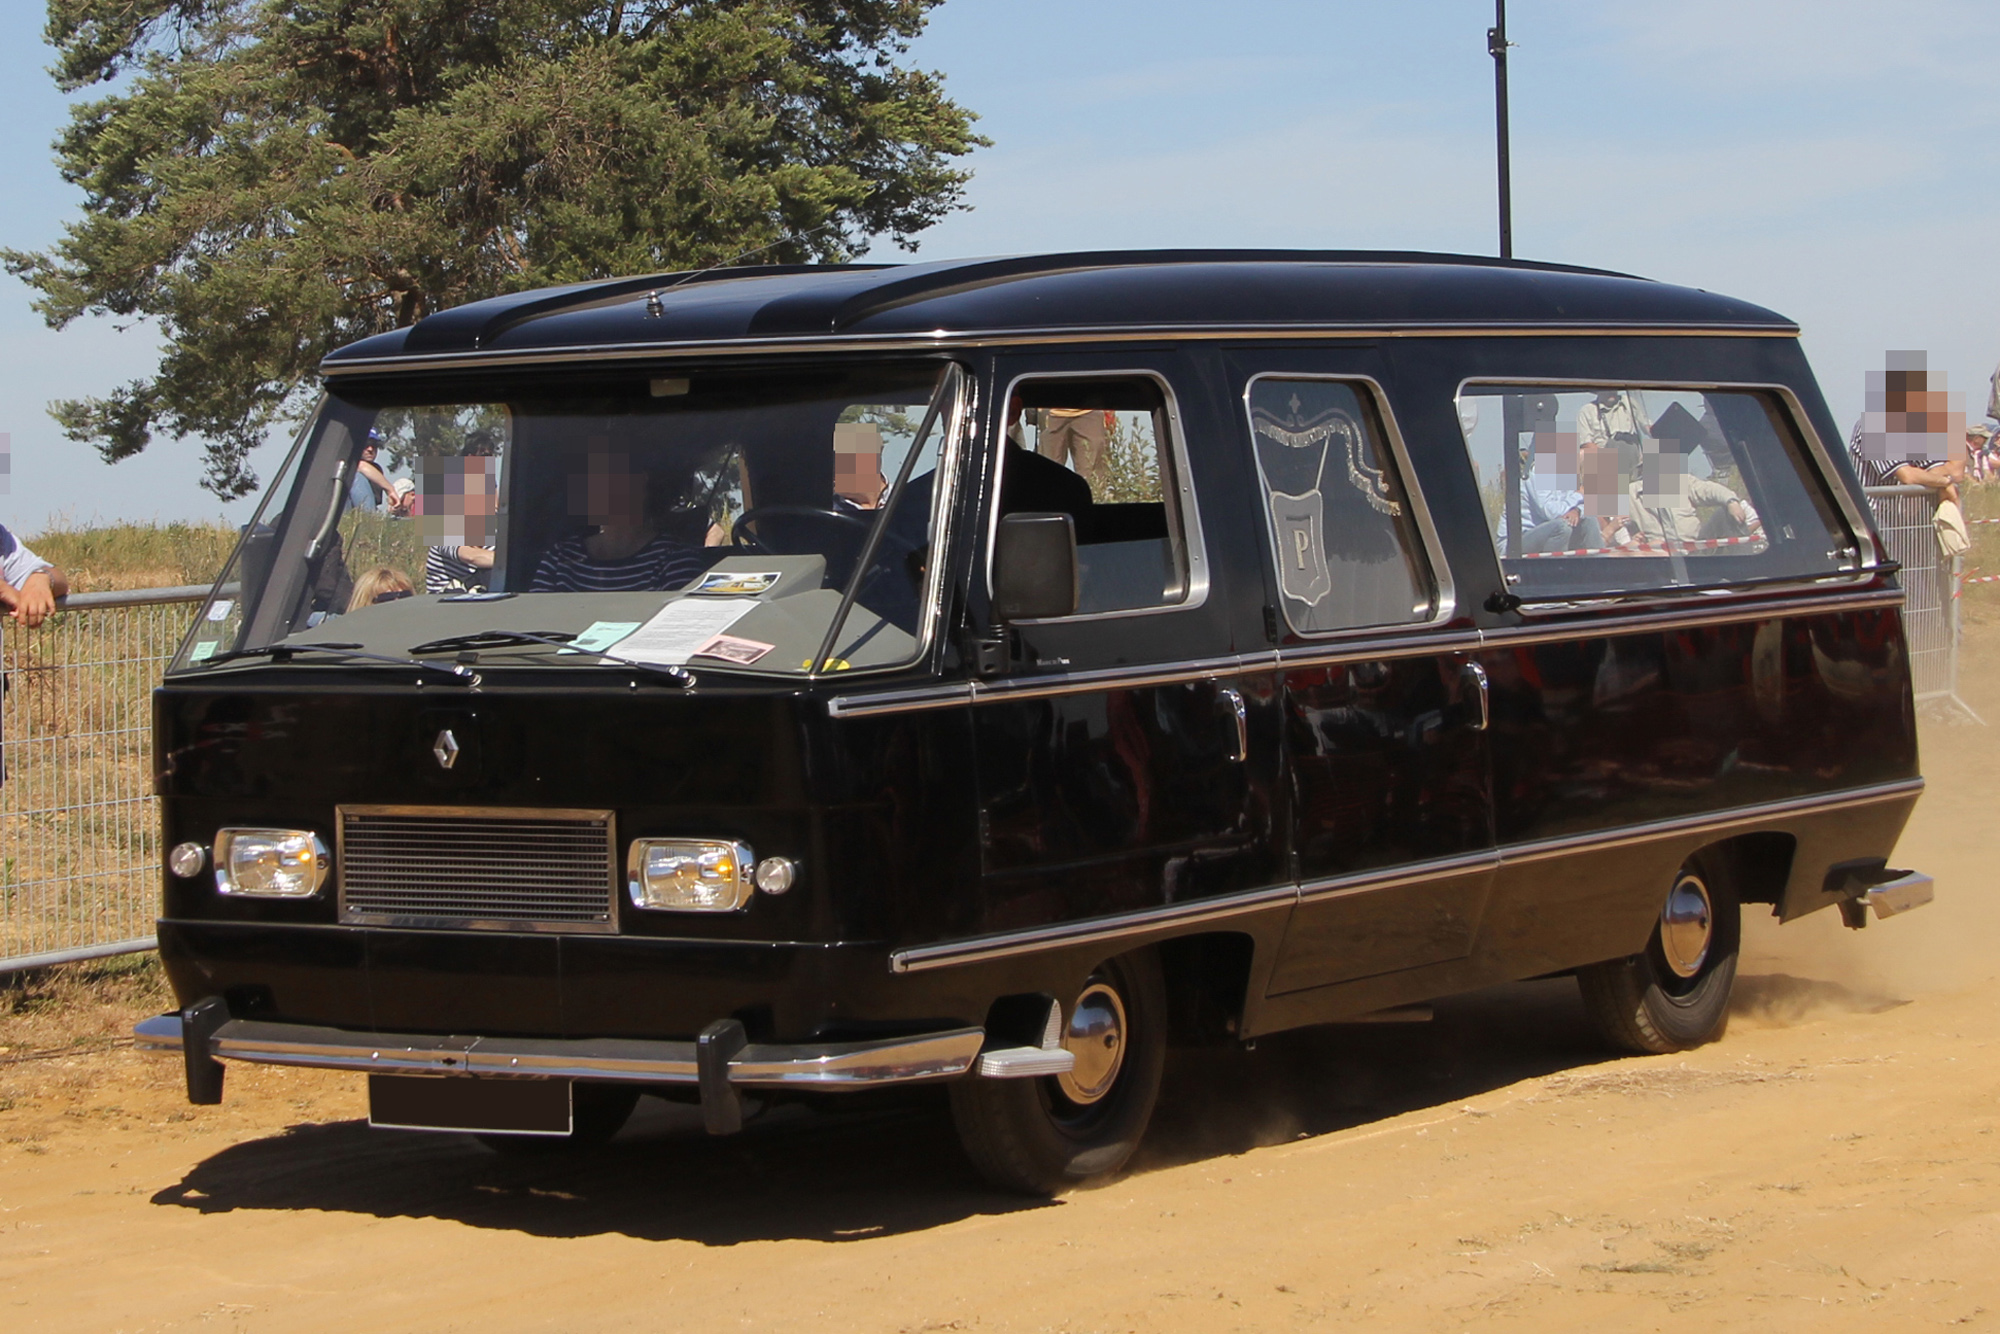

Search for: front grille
xmin=337 ymin=806 xmax=617 ymax=932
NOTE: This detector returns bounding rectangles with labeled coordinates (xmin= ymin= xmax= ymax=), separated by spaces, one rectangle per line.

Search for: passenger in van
xmin=1626 ymin=429 xmax=1756 ymax=547
xmin=1499 ymin=427 xmax=1593 ymax=555
xmin=423 ymin=454 xmax=497 ymax=594
xmin=347 ymin=566 xmax=415 ymax=611
xmin=531 ymin=449 xmax=714 ymax=592
xmin=1577 ymin=388 xmax=1652 ymax=479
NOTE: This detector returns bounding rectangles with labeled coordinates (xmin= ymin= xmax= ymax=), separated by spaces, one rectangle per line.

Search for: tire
xmin=949 ymin=949 xmax=1168 ymax=1195
xmin=476 ymin=1082 xmax=640 ymax=1155
xmin=1578 ymin=852 xmax=1741 ymax=1054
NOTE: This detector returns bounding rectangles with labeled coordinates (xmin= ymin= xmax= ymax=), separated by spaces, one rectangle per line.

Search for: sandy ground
xmin=4 ymin=639 xmax=1998 ymax=1333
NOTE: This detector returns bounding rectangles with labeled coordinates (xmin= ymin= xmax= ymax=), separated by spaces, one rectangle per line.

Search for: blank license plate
xmin=368 ymin=1074 xmax=572 ymax=1135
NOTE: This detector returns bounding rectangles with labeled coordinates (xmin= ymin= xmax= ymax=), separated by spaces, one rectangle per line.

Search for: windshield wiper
xmin=199 ymin=641 xmax=478 ymax=683
xmin=406 ymin=629 xmax=576 ymax=655
xmin=407 ymin=628 xmax=693 ymax=687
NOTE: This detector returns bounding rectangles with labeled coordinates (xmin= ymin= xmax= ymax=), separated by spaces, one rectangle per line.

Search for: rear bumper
xmin=1863 ymin=870 xmax=1934 ymax=919
xmin=134 ymin=1013 xmax=996 ymax=1088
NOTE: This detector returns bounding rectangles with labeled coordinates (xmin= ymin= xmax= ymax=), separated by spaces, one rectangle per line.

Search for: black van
xmin=138 ymin=251 xmax=1933 ymax=1193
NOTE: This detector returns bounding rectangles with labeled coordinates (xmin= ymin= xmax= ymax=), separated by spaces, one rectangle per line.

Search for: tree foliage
xmin=8 ymin=0 xmax=983 ymax=496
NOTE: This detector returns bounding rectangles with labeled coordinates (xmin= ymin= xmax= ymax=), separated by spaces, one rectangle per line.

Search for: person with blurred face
xmin=529 ymin=448 xmax=713 ymax=592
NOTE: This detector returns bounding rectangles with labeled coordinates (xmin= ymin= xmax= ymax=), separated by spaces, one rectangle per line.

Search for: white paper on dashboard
xmin=612 ymin=598 xmax=759 ymax=665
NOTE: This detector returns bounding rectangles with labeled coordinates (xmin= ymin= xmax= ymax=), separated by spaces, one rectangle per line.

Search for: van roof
xmin=321 ymin=250 xmax=1797 ymax=373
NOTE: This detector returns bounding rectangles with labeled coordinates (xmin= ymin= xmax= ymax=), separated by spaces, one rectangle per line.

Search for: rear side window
xmin=1245 ymin=377 xmax=1435 ymax=634
xmin=999 ymin=375 xmax=1198 ymax=616
xmin=1454 ymin=385 xmax=1860 ymax=600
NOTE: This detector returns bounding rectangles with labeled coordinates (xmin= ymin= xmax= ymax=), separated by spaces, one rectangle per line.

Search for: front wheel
xmin=949 ymin=950 xmax=1168 ymax=1195
xmin=1578 ymin=853 xmax=1741 ymax=1054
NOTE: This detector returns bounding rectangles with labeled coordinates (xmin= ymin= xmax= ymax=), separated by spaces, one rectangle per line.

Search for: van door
xmin=1233 ymin=365 xmax=1497 ymax=997
xmin=970 ymin=356 xmax=1284 ymax=935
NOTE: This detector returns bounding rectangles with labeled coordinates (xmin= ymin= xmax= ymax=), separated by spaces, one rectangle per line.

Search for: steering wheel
xmin=729 ymin=505 xmax=872 ymax=554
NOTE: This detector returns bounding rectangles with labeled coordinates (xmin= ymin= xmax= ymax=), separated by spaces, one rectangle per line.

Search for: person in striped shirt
xmin=530 ymin=450 xmax=715 ymax=593
xmin=1848 ymin=353 xmax=1965 ymax=505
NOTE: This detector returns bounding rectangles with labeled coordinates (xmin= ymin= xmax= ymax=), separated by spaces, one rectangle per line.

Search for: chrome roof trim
xmin=319 ymin=322 xmax=1800 ymax=378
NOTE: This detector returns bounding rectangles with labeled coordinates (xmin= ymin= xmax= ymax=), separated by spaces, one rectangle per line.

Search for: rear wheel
xmin=476 ymin=1082 xmax=639 ymax=1155
xmin=949 ymin=950 xmax=1168 ymax=1195
xmin=1578 ymin=852 xmax=1741 ymax=1054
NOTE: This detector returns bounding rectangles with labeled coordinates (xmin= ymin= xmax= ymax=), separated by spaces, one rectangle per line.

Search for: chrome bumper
xmin=134 ymin=1014 xmax=994 ymax=1088
xmin=1864 ymin=870 xmax=1934 ymax=919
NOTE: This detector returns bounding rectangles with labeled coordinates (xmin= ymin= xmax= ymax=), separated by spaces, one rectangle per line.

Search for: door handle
xmin=1217 ymin=686 xmax=1249 ymax=762
xmin=1462 ymin=661 xmax=1490 ymax=732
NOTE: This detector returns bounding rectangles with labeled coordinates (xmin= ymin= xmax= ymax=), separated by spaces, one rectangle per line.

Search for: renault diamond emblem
xmin=432 ymin=729 xmax=460 ymax=770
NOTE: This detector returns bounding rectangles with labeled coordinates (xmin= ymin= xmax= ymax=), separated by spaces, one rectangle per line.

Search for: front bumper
xmin=134 ymin=1012 xmax=1000 ymax=1088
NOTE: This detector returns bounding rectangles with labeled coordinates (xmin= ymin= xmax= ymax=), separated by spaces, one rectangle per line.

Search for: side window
xmin=1245 ymin=378 xmax=1435 ymax=634
xmin=1000 ymin=376 xmax=1196 ymax=615
xmin=1454 ymin=385 xmax=1860 ymax=600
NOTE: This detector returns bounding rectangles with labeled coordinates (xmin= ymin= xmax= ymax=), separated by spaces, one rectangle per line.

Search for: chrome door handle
xmin=1463 ymin=661 xmax=1490 ymax=732
xmin=1217 ymin=686 xmax=1249 ymax=762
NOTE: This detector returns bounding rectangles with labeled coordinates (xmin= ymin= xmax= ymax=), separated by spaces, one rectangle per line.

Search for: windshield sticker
xmin=561 ymin=620 xmax=643 ymax=655
xmin=616 ymin=598 xmax=758 ymax=665
xmin=189 ymin=641 xmax=218 ymax=662
xmin=691 ymin=633 xmax=775 ymax=666
xmin=205 ymin=600 xmax=233 ymax=622
xmin=687 ymin=570 xmax=781 ymax=597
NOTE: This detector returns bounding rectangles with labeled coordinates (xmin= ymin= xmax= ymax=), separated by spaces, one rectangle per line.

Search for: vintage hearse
xmin=137 ymin=251 xmax=1933 ymax=1193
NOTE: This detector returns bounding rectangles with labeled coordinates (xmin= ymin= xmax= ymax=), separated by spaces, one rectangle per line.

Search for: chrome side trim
xmin=889 ymin=883 xmax=1298 ymax=974
xmin=888 ymin=779 xmax=1925 ymax=973
xmin=1865 ymin=871 xmax=1933 ymax=919
xmin=320 ymin=323 xmax=1798 ymax=378
xmin=1298 ymin=850 xmax=1498 ymax=904
xmin=1479 ymin=587 xmax=1904 ymax=649
xmin=1497 ymin=778 xmax=1925 ymax=867
xmin=136 ymin=1017 xmax=985 ymax=1088
xmin=825 ymin=585 xmax=1900 ymax=719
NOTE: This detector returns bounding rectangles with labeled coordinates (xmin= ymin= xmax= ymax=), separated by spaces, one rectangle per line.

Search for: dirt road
xmin=6 ymin=654 xmax=1998 ymax=1333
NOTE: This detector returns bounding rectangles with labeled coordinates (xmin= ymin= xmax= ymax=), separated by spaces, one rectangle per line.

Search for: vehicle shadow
xmin=150 ymin=971 xmax=1800 ymax=1241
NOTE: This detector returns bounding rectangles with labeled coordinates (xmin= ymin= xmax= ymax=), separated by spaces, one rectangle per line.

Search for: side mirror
xmin=993 ymin=512 xmax=1078 ymax=621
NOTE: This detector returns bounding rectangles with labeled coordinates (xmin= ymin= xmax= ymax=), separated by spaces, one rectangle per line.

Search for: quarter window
xmin=1246 ymin=378 xmax=1435 ymax=634
xmin=1453 ymin=385 xmax=1859 ymax=600
xmin=999 ymin=376 xmax=1195 ymax=615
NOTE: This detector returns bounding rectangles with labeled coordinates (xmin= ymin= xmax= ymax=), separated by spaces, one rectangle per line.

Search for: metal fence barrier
xmin=1864 ymin=484 xmax=1973 ymax=718
xmin=0 ymin=585 xmax=212 ymax=973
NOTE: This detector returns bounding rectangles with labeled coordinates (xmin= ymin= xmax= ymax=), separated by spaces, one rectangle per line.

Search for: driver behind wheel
xmin=530 ymin=447 xmax=719 ymax=592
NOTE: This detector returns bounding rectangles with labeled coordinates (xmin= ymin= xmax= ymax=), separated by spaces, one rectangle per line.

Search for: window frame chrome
xmin=984 ymin=367 xmax=1210 ymax=624
xmin=1451 ymin=375 xmax=1876 ymax=612
xmin=1239 ymin=371 xmax=1458 ymax=639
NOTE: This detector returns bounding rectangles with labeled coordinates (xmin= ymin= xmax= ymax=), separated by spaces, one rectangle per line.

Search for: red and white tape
xmin=1520 ymin=536 xmax=1760 ymax=560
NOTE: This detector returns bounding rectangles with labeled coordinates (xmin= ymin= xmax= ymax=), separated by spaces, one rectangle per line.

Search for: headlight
xmin=628 ymin=839 xmax=753 ymax=912
xmin=214 ymin=828 xmax=330 ymax=898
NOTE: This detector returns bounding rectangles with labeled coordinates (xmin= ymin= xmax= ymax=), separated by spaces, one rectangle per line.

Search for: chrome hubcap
xmin=1659 ymin=873 xmax=1714 ymax=978
xmin=1056 ymin=980 xmax=1128 ymax=1105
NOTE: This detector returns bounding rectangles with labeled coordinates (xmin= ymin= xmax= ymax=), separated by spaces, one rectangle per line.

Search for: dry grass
xmin=0 ymin=953 xmax=172 ymax=1064
xmin=27 ymin=518 xmax=237 ymax=593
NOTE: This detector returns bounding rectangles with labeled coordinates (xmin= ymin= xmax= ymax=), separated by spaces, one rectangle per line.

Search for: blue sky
xmin=2 ymin=0 xmax=1995 ymax=534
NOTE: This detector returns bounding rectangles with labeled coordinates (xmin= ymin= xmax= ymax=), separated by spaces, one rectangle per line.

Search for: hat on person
xmin=391 ymin=478 xmax=416 ymax=497
xmin=1967 ymin=422 xmax=1995 ymax=441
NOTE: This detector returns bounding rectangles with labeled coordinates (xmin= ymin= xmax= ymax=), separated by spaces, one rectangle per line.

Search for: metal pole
xmin=1489 ymin=0 xmax=1513 ymax=259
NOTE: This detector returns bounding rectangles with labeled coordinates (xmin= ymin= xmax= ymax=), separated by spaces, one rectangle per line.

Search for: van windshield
xmin=171 ymin=361 xmax=962 ymax=679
